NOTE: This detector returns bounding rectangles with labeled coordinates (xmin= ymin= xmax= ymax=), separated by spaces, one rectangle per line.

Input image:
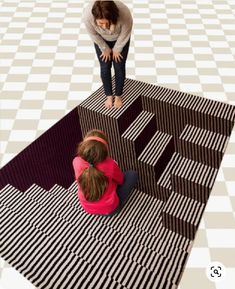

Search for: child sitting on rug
xmin=72 ymin=129 xmax=138 ymax=215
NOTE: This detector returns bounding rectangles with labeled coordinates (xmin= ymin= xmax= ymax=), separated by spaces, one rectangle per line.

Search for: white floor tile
xmin=207 ymin=229 xmax=235 ymax=248
xmin=205 ymin=196 xmax=233 ymax=212
xmin=9 ymin=130 xmax=37 ymax=142
xmin=16 ymin=110 xmax=41 ymax=120
xmin=0 ymin=268 xmax=35 ymax=289
xmin=215 ymin=268 xmax=235 ymax=289
xmin=225 ymin=182 xmax=235 ymax=196
xmin=186 ymin=248 xmax=211 ymax=268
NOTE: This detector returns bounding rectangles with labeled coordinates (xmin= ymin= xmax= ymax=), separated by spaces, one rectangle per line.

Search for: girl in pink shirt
xmin=73 ymin=129 xmax=138 ymax=215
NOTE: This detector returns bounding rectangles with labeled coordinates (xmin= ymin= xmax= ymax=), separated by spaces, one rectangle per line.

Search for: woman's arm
xmin=83 ymin=4 xmax=110 ymax=52
xmin=113 ymin=2 xmax=133 ymax=53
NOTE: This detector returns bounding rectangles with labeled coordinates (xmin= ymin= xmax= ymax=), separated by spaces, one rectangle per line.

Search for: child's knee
xmin=124 ymin=170 xmax=138 ymax=184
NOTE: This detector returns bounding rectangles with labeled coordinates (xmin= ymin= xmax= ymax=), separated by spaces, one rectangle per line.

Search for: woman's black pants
xmin=94 ymin=39 xmax=130 ymax=97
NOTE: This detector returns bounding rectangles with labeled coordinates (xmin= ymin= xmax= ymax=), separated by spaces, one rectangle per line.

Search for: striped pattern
xmin=122 ymin=111 xmax=156 ymax=154
xmin=156 ymin=153 xmax=182 ymax=201
xmin=171 ymin=157 xmax=218 ymax=203
xmin=77 ymin=77 xmax=234 ymax=201
xmin=121 ymin=110 xmax=157 ymax=172
xmin=162 ymin=192 xmax=205 ymax=240
xmin=77 ymin=81 xmax=143 ymax=170
xmin=77 ymin=77 xmax=233 ymax=243
xmin=1 ymin=77 xmax=234 ymax=288
xmin=140 ymin=79 xmax=235 ymax=137
xmin=137 ymin=131 xmax=174 ymax=198
xmin=0 ymin=183 xmax=190 ymax=289
xmin=177 ymin=124 xmax=229 ymax=168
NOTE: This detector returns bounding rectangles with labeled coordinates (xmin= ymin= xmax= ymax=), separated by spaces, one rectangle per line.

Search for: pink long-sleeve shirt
xmin=72 ymin=156 xmax=124 ymax=215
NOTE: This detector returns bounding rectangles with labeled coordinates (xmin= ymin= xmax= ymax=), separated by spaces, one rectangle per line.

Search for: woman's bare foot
xmin=114 ymin=96 xmax=122 ymax=108
xmin=105 ymin=96 xmax=113 ymax=108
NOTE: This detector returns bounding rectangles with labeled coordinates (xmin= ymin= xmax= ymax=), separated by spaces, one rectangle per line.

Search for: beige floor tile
xmin=70 ymin=83 xmax=92 ymax=91
xmin=6 ymin=75 xmax=28 ymax=82
xmin=134 ymin=47 xmax=154 ymax=53
xmin=19 ymin=100 xmax=44 ymax=110
xmin=211 ymin=181 xmax=228 ymax=196
xmin=0 ymin=92 xmax=23 ymax=99
xmin=5 ymin=142 xmax=31 ymax=154
xmin=175 ymin=60 xmax=197 ymax=67
xmin=45 ymin=91 xmax=69 ymax=100
xmin=17 ymin=46 xmax=38 ymax=53
xmin=0 ymin=67 xmax=10 ymax=74
xmin=40 ymin=110 xmax=65 ymax=119
xmin=193 ymin=229 xmax=209 ymax=247
xmin=135 ymin=75 xmax=157 ymax=84
xmin=223 ymin=168 xmax=235 ymax=181
xmin=204 ymin=212 xmax=235 ymax=228
xmin=49 ymin=75 xmax=72 ymax=83
xmin=179 ymin=268 xmax=216 ymax=289
xmin=12 ymin=120 xmax=39 ymax=130
xmin=25 ymin=83 xmax=48 ymax=91
xmin=197 ymin=68 xmax=219 ymax=75
xmin=230 ymin=197 xmax=235 ymax=212
xmin=210 ymin=248 xmax=235 ymax=267
xmin=31 ymin=67 xmax=52 ymax=74
xmin=201 ymin=84 xmax=224 ymax=92
xmin=0 ymin=110 xmax=17 ymax=119
xmin=12 ymin=60 xmax=33 ymax=66
xmin=135 ymin=61 xmax=156 ymax=67
xmin=0 ymin=131 xmax=10 ymax=141
xmin=72 ymin=67 xmax=94 ymax=75
xmin=66 ymin=101 xmax=82 ymax=110
xmin=227 ymin=93 xmax=235 ymax=101
xmin=225 ymin=142 xmax=235 ymax=154
xmin=53 ymin=60 xmax=74 ymax=67
xmin=178 ymin=75 xmax=200 ymax=83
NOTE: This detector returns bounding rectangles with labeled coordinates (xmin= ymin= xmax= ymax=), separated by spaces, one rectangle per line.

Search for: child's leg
xmin=104 ymin=171 xmax=138 ymax=216
xmin=116 ymin=170 xmax=138 ymax=205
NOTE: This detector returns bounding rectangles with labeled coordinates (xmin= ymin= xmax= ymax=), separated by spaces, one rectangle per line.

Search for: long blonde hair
xmin=77 ymin=130 xmax=108 ymax=202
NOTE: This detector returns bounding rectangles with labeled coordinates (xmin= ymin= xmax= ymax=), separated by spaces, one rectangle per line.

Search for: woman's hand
xmin=100 ymin=48 xmax=111 ymax=62
xmin=112 ymin=50 xmax=123 ymax=62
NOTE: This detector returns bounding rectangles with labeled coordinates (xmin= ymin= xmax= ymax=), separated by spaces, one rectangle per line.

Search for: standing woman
xmin=83 ymin=1 xmax=133 ymax=108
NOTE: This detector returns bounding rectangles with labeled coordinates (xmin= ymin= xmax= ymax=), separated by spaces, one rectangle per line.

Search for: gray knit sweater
xmin=83 ymin=1 xmax=133 ymax=53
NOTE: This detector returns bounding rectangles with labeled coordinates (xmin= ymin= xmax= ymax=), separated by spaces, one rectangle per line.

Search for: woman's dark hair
xmin=92 ymin=1 xmax=119 ymax=25
xmin=77 ymin=129 xmax=109 ymax=202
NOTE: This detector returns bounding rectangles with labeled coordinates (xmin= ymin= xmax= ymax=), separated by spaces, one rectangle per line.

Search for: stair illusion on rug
xmin=1 ymin=78 xmax=235 ymax=289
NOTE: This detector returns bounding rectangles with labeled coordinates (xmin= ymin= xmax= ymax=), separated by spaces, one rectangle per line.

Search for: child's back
xmin=73 ymin=129 xmax=137 ymax=215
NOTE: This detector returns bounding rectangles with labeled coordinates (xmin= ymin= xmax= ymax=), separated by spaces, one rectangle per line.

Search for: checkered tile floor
xmin=0 ymin=0 xmax=235 ymax=288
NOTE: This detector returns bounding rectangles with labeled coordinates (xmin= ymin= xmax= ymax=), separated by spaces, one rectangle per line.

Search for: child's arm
xmin=72 ymin=158 xmax=80 ymax=180
xmin=112 ymin=160 xmax=124 ymax=185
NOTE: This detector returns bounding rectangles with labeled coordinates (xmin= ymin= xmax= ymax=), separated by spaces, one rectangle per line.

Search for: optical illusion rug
xmin=1 ymin=78 xmax=235 ymax=289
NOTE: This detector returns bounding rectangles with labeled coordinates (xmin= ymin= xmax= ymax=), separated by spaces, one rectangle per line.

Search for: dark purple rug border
xmin=0 ymin=107 xmax=82 ymax=191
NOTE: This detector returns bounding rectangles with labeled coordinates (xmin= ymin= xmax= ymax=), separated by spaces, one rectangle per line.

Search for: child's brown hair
xmin=77 ymin=129 xmax=108 ymax=202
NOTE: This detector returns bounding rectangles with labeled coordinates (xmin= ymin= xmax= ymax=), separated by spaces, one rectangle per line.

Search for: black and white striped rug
xmin=1 ymin=78 xmax=235 ymax=289
xmin=1 ymin=182 xmax=189 ymax=289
